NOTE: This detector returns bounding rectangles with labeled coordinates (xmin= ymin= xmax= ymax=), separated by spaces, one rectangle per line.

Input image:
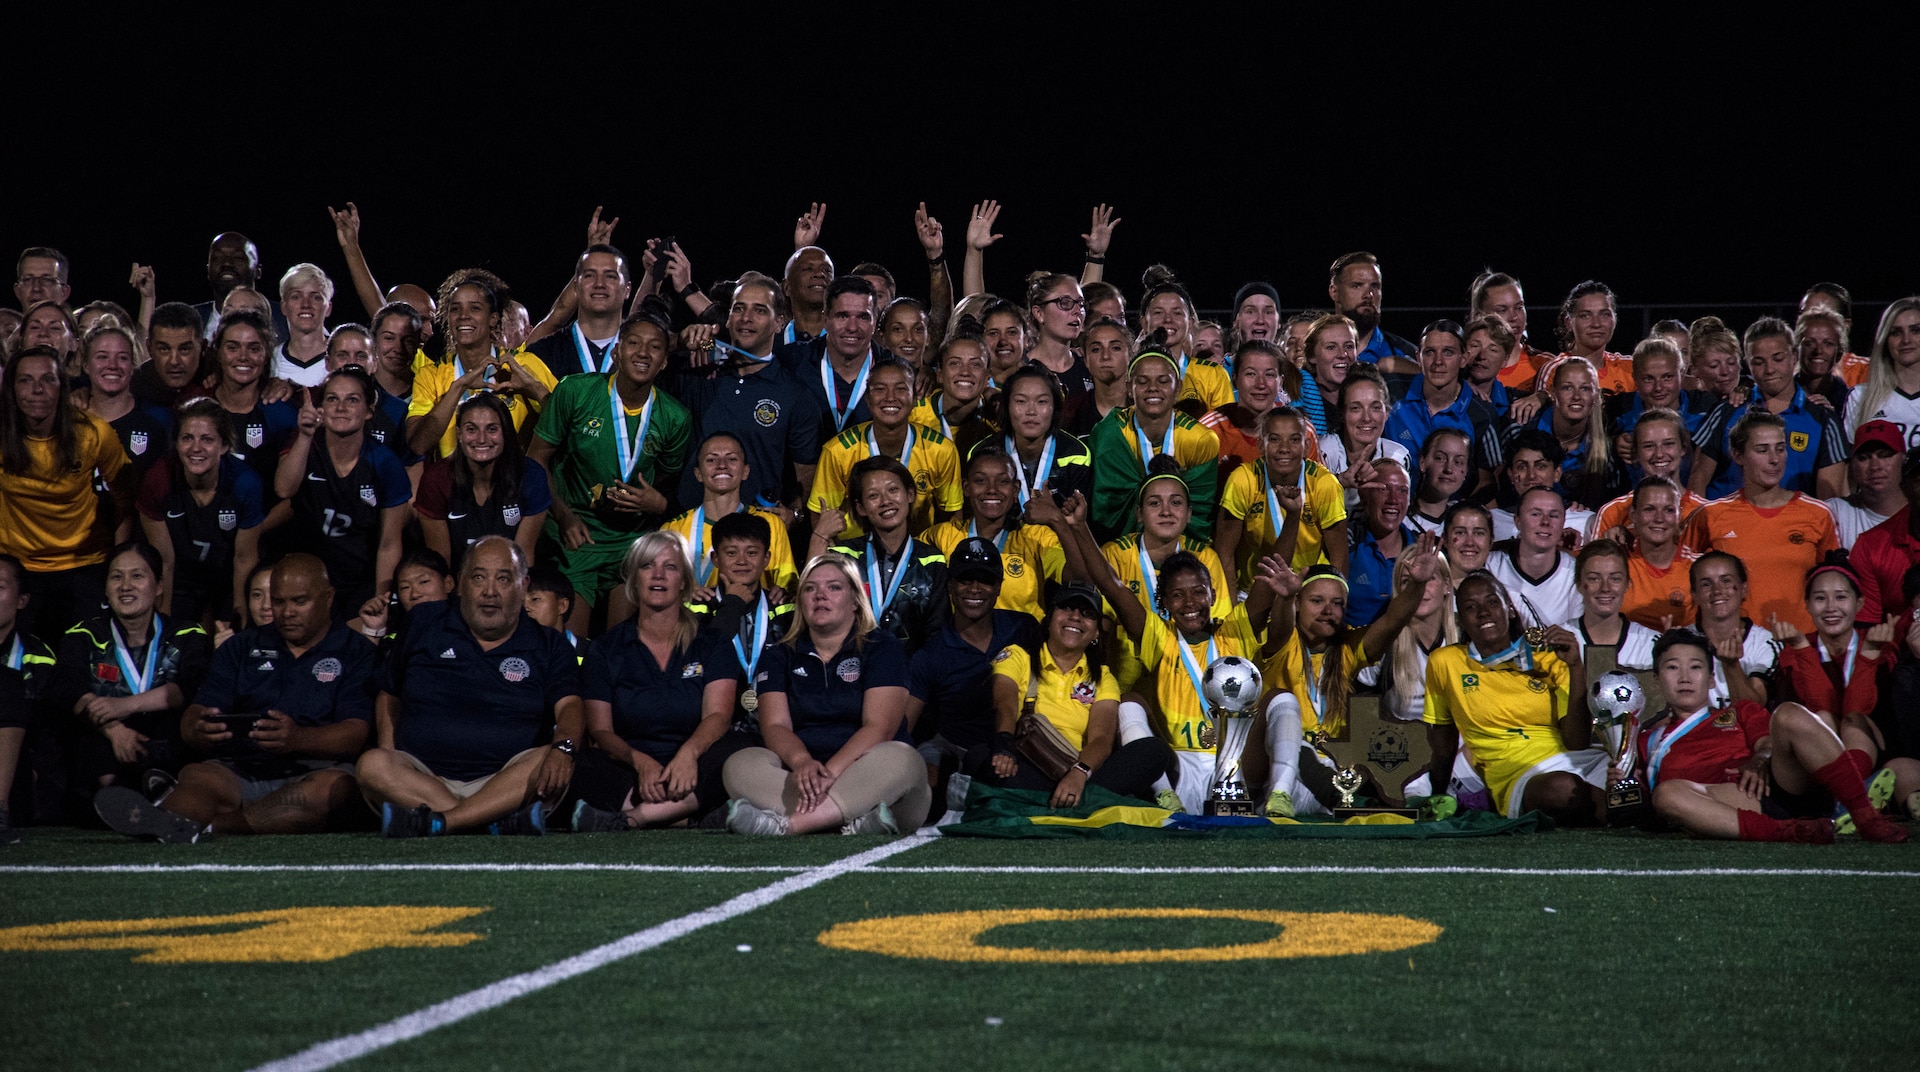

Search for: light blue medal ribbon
xmin=968 ymin=519 xmax=1008 ymax=554
xmin=609 ymin=379 xmax=653 ymax=484
xmin=112 ymin=615 xmax=163 ymax=695
xmin=6 ymin=634 xmax=22 ymax=671
xmin=824 ymin=350 xmax=873 ymax=433
xmin=782 ymin=321 xmax=801 ymax=346
xmin=1264 ymin=466 xmax=1287 ymax=542
xmin=453 ymin=347 xmax=500 ymax=402
xmin=865 ymin=537 xmax=914 ymax=623
xmin=573 ymin=322 xmax=614 ymax=374
xmin=1131 ymin=414 xmax=1176 ymax=468
xmin=933 ymin=394 xmax=950 ymax=437
xmin=1138 ymin=540 xmax=1166 ymax=617
xmin=1645 ymin=707 xmax=1715 ymax=789
xmin=714 ymin=339 xmax=772 ymax=365
xmin=690 ymin=503 xmax=747 ymax=585
xmin=1818 ymin=631 xmax=1860 ymax=688
xmin=732 ymin=592 xmax=770 ymax=684
xmin=1302 ymin=646 xmax=1326 ymax=722
xmin=1469 ymin=636 xmax=1534 ymax=672
xmin=1175 ymin=632 xmax=1219 ymax=720
xmin=1006 ymin=435 xmax=1055 ymax=506
xmin=869 ymin=422 xmax=915 ymax=469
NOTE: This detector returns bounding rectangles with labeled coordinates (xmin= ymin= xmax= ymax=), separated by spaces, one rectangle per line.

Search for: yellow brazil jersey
xmin=0 ymin=413 xmax=129 ymax=572
xmin=1176 ymin=356 xmax=1235 ymax=412
xmin=920 ymin=520 xmax=1063 ymax=620
xmin=991 ymin=643 xmax=1119 ymax=751
xmin=660 ymin=504 xmax=797 ymax=592
xmin=910 ymin=394 xmax=998 ymax=439
xmin=1219 ymin=459 xmax=1347 ymax=579
xmin=1262 ymin=630 xmax=1369 ymax=738
xmin=1139 ymin=605 xmax=1263 ymax=753
xmin=407 ymin=349 xmax=559 ymax=459
xmin=807 ymin=421 xmax=962 ymax=541
xmin=1099 ymin=535 xmax=1233 ymax=623
xmin=1422 ymin=644 xmax=1573 ymax=814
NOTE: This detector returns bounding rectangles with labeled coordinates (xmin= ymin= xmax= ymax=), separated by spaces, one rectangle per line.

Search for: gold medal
xmin=1199 ymin=722 xmax=1217 ymax=749
xmin=741 ymin=688 xmax=759 ymax=712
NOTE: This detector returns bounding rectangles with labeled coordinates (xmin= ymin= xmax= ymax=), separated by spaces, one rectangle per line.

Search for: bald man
xmin=92 ymin=555 xmax=374 ymax=842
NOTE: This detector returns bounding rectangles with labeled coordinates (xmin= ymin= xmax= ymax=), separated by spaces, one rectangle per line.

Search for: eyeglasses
xmin=1038 ymin=297 xmax=1085 ymax=313
xmin=17 ymin=275 xmax=60 ymax=288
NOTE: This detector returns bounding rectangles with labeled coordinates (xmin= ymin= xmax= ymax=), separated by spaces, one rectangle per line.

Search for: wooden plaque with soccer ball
xmin=1316 ymin=694 xmax=1433 ymax=817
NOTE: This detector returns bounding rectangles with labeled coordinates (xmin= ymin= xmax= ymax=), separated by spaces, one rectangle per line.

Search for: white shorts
xmin=1504 ymin=747 xmax=1609 ymax=819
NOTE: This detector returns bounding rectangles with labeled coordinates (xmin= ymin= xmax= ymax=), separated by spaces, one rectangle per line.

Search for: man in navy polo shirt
xmin=527 ymin=245 xmax=630 ymax=380
xmin=92 ymin=555 xmax=373 ymax=843
xmin=357 ymin=536 xmax=584 ymax=837
xmin=776 ymin=276 xmax=907 ymax=447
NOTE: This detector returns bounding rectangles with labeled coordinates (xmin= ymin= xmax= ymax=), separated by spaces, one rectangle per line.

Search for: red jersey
xmin=1851 ymin=506 xmax=1920 ymax=625
xmin=1776 ymin=637 xmax=1893 ymax=719
xmin=1635 ymin=699 xmax=1771 ymax=788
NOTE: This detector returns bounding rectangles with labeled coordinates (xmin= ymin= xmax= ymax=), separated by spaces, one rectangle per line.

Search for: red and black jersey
xmin=1635 ymin=699 xmax=1770 ymax=787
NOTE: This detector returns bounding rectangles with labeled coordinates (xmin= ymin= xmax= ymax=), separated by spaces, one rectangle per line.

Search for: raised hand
xmin=1060 ymin=490 xmax=1089 ymax=528
xmin=358 ymin=593 xmax=391 ymax=637
xmin=1711 ymin=630 xmax=1745 ymax=664
xmin=1275 ymin=480 xmax=1304 ymax=514
xmin=296 ymin=394 xmax=322 ymax=437
xmin=1862 ymin=614 xmax=1898 ymax=660
xmin=1401 ymin=531 xmax=1440 ymax=586
xmin=1082 ymin=204 xmax=1122 ymax=257
xmin=966 ymin=200 xmax=1004 ymax=251
xmin=794 ymin=202 xmax=827 ymax=249
xmin=914 ymin=202 xmax=945 ymax=260
xmin=128 ymin=263 xmax=155 ymax=301
xmin=1766 ymin=613 xmax=1808 ymax=649
xmin=663 ymin=242 xmax=693 ymax=293
xmin=587 ymin=205 xmax=620 ymax=246
xmin=638 ymin=239 xmax=660 ymax=281
xmin=327 ymin=202 xmax=362 ymax=249
xmin=812 ymin=505 xmax=848 ymax=541
xmin=1023 ymin=483 xmax=1065 ymax=525
xmin=1255 ymin=554 xmax=1302 ymax=599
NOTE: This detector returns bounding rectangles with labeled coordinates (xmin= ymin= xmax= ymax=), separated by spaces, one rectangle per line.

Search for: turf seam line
xmin=8 ymin=863 xmax=1916 ymax=878
xmin=241 ymin=835 xmax=932 ymax=1072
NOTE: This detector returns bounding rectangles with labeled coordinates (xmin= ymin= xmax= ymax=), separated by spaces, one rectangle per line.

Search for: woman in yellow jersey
xmin=1138 ymin=274 xmax=1234 ymax=414
xmin=988 ymin=583 xmax=1173 ymax=806
xmin=664 ymin=431 xmax=796 ymax=597
xmin=1423 ymin=569 xmax=1608 ymax=823
xmin=1258 ymin=534 xmax=1438 ymax=817
xmin=919 ymin=444 xmax=1064 ymax=620
xmin=1216 ymin=404 xmax=1349 ymax=588
xmin=1098 ymin=459 xmax=1235 ymax=625
xmin=909 ymin=334 xmax=997 ymax=450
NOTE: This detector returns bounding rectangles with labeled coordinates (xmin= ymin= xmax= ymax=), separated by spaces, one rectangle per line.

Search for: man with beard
xmin=131 ymin=303 xmax=210 ymax=409
xmin=192 ymin=233 xmax=289 ymax=341
xmin=527 ymin=245 xmax=631 ymax=380
xmin=777 ymin=276 xmax=904 ymax=447
xmin=676 ymin=273 xmax=821 ymax=514
xmin=1328 ymin=252 xmax=1416 ymax=378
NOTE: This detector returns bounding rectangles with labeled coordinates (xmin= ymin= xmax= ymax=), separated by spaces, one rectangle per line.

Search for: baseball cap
xmin=1854 ymin=419 xmax=1904 ymax=455
xmin=1047 ymin=581 xmax=1103 ymax=616
xmin=948 ymin=536 xmax=1003 ymax=584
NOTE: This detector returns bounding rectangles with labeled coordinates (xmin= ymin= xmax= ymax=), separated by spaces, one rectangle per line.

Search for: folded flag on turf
xmin=940 ymin=785 xmax=1542 ymax=839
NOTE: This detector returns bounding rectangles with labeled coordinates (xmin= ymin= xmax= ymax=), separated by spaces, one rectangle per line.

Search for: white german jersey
xmin=1488 ymin=549 xmax=1582 ymax=627
xmin=1709 ymin=623 xmax=1781 ymax=709
xmin=1845 ymin=387 xmax=1920 ymax=451
xmin=1318 ymin=436 xmax=1411 ymax=511
xmin=1491 ymin=504 xmax=1593 ymax=545
xmin=1549 ymin=617 xmax=1658 ymax=670
xmin=1822 ymin=497 xmax=1890 ymax=549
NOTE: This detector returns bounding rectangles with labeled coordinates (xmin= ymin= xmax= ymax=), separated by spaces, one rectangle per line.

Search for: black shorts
xmin=1762 ymin=776 xmax=1834 ymax=821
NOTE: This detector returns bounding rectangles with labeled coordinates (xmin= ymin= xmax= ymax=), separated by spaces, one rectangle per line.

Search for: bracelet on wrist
xmin=676 ymin=282 xmax=700 ymax=299
xmin=926 ymin=255 xmax=945 ymax=267
xmin=1083 ymin=252 xmax=1105 ymax=264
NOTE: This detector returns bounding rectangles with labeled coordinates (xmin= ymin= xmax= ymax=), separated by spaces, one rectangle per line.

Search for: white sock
xmin=1117 ymin=701 xmax=1154 ymax=744
xmin=1266 ymin=693 xmax=1303 ymax=795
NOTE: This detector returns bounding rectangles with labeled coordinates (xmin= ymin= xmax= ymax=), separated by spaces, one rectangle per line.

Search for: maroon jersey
xmin=1636 ymin=699 xmax=1771 ymax=788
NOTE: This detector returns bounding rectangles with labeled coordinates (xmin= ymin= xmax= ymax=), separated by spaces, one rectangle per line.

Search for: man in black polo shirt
xmin=527 ymin=244 xmax=631 ymax=379
xmin=906 ymin=537 xmax=1039 ymax=819
xmin=678 ymin=273 xmax=821 ymax=513
xmin=777 ymin=276 xmax=906 ymax=447
xmin=132 ymin=302 xmax=209 ymax=411
xmin=356 ymin=536 xmax=583 ymax=837
xmin=92 ymin=555 xmax=373 ymax=843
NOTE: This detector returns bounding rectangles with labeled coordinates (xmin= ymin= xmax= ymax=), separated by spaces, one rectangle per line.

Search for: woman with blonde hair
xmin=721 ymin=553 xmax=930 ymax=835
xmin=1842 ymin=296 xmax=1920 ymax=444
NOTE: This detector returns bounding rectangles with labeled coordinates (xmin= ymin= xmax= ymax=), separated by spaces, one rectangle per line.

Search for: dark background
xmin=14 ymin=12 xmax=1916 ymax=346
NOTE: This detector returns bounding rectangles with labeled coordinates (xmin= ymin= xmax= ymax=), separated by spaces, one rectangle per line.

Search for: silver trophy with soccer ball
xmin=1589 ymin=670 xmax=1650 ymax=822
xmin=1200 ymin=656 xmax=1263 ymax=816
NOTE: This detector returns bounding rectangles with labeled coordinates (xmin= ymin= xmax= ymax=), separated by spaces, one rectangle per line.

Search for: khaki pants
xmin=723 ymin=742 xmax=931 ymax=831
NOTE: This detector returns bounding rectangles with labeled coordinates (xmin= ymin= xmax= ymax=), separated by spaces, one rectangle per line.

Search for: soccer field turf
xmin=3 ymin=827 xmax=1915 ymax=1071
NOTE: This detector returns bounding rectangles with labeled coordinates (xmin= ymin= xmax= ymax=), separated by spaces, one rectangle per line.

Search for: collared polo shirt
xmin=908 ymin=610 xmax=1040 ymax=747
xmin=757 ymin=628 xmax=911 ymax=760
xmin=582 ymin=626 xmax=726 ymax=763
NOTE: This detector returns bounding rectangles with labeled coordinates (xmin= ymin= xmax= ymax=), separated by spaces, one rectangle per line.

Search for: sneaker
xmin=94 ymin=785 xmax=202 ymax=844
xmin=571 ymin=800 xmax=634 ymax=833
xmin=840 ymin=802 xmax=899 ymax=836
xmin=1783 ymin=818 xmax=1838 ymax=845
xmin=0 ymin=804 xmax=21 ymax=847
xmin=488 ymin=801 xmax=547 ymax=836
xmin=140 ymin=768 xmax=178 ymax=804
xmin=1154 ymin=789 xmax=1183 ymax=813
xmin=380 ymin=802 xmax=445 ymax=839
xmin=725 ymin=799 xmax=789 ymax=836
xmin=1837 ymin=768 xmax=1899 ymax=835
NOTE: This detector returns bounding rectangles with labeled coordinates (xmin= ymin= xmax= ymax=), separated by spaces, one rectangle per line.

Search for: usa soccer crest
xmin=837 ymin=658 xmax=862 ymax=683
xmin=502 ymin=503 xmax=521 ymax=526
xmin=218 ymin=510 xmax=238 ymax=531
xmin=129 ymin=431 xmax=148 ymax=455
xmin=312 ymin=657 xmax=343 ymax=683
xmin=246 ymin=424 xmax=264 ymax=448
xmin=499 ymin=657 xmax=531 ymax=683
xmin=359 ymin=485 xmax=377 ymax=506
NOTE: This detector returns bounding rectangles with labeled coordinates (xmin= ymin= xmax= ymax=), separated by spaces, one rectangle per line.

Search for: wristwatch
xmin=1072 ymin=762 xmax=1093 ymax=777
xmin=553 ymin=738 xmax=578 ymax=756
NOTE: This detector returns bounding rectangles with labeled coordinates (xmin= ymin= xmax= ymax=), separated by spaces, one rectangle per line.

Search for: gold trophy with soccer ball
xmin=1199 ymin=656 xmax=1263 ymax=816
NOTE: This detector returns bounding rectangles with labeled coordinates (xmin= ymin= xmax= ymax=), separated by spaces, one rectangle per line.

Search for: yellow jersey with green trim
xmin=659 ymin=504 xmax=797 ymax=593
xmin=1261 ymin=630 xmax=1370 ymax=738
xmin=1176 ymin=357 xmax=1235 ymax=412
xmin=991 ymin=644 xmax=1119 ymax=751
xmin=1098 ymin=535 xmax=1234 ymax=623
xmin=807 ymin=421 xmax=962 ymax=541
xmin=1138 ymin=605 xmax=1263 ymax=753
xmin=1422 ymin=643 xmax=1573 ymax=813
xmin=919 ymin=520 xmax=1063 ymax=620
xmin=406 ymin=350 xmax=558 ymax=459
xmin=910 ymin=394 xmax=1000 ymax=440
xmin=1219 ymin=459 xmax=1347 ymax=578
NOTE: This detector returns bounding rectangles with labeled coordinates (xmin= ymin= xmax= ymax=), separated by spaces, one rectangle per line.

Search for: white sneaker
xmin=840 ymin=802 xmax=899 ymax=835
xmin=725 ymin=799 xmax=790 ymax=836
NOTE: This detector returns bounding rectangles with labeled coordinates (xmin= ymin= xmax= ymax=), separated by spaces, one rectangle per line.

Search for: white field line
xmin=243 ymin=835 xmax=931 ymax=1072
xmin=5 ymin=863 xmax=1916 ymax=879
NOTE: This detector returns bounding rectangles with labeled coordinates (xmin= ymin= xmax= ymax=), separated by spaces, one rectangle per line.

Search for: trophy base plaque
xmin=1205 ymin=797 xmax=1260 ymax=817
xmin=1605 ymin=778 xmax=1654 ymax=827
xmin=1333 ymin=805 xmax=1422 ymax=820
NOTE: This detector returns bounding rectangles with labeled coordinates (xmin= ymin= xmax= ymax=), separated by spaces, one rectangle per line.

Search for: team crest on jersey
xmin=1461 ymin=673 xmax=1479 ymax=691
xmin=1527 ymin=677 xmax=1547 ymax=693
xmin=915 ymin=472 xmax=932 ymax=492
xmin=681 ymin=662 xmax=703 ymax=679
xmin=312 ymin=657 xmax=343 ymax=683
xmin=246 ymin=425 xmax=264 ymax=448
xmin=217 ymin=509 xmax=237 ymax=531
xmin=129 ymin=431 xmax=149 ymax=455
xmin=836 ymin=658 xmax=862 ymax=683
xmin=357 ymin=485 xmax=375 ymax=506
xmin=502 ymin=503 xmax=521 ymax=526
xmin=754 ymin=400 xmax=780 ymax=427
xmin=1789 ymin=431 xmax=1810 ymax=452
xmin=585 ymin=417 xmax=603 ymax=436
xmin=1005 ymin=556 xmax=1025 ymax=578
xmin=1712 ymin=708 xmax=1738 ymax=728
xmin=1126 ymin=580 xmax=1141 ymax=594
xmin=1070 ymin=681 xmax=1096 ymax=705
xmin=499 ymin=657 xmax=531 ymax=683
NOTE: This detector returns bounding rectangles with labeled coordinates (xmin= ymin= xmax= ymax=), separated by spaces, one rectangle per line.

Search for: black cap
xmin=1233 ymin=281 xmax=1280 ymax=313
xmin=949 ymin=536 xmax=1003 ymax=584
xmin=1047 ymin=581 xmax=1103 ymax=616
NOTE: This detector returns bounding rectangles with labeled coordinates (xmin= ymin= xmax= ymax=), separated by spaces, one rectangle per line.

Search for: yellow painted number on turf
xmin=0 ymin=906 xmax=488 ymax=964
xmin=819 ymin=908 xmax=1441 ymax=964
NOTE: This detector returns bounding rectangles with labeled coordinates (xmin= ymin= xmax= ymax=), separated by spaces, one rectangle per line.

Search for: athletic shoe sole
xmin=94 ymin=786 xmax=201 ymax=844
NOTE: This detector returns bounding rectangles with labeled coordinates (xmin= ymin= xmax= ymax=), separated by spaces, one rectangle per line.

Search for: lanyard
xmin=1137 ymin=539 xmax=1172 ymax=616
xmin=573 ymin=323 xmax=614 ymax=374
xmin=823 ymin=350 xmax=873 ymax=433
xmin=732 ymin=592 xmax=770 ymax=684
xmin=1131 ymin=414 xmax=1175 ymax=467
xmin=1301 ymin=645 xmax=1326 ymax=719
xmin=968 ymin=518 xmax=1008 ymax=554
xmin=111 ymin=615 xmax=163 ymax=694
xmin=868 ymin=423 xmax=915 ymax=469
xmin=714 ymin=339 xmax=772 ymax=365
xmin=609 ymin=379 xmax=653 ymax=484
xmin=782 ymin=321 xmax=801 ymax=346
xmin=1006 ymin=435 xmax=1055 ymax=506
xmin=690 ymin=503 xmax=747 ymax=584
xmin=453 ymin=347 xmax=499 ymax=401
xmin=1646 ymin=707 xmax=1715 ymax=789
xmin=5 ymin=634 xmax=21 ymax=672
xmin=1175 ymin=631 xmax=1219 ymax=713
xmin=866 ymin=537 xmax=914 ymax=622
xmin=1818 ymin=632 xmax=1860 ymax=688
xmin=1470 ymin=637 xmax=1534 ymax=672
xmin=933 ymin=394 xmax=950 ymax=437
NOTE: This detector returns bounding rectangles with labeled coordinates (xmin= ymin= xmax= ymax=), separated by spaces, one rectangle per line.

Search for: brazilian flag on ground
xmin=941 ymin=785 xmax=1543 ymax=839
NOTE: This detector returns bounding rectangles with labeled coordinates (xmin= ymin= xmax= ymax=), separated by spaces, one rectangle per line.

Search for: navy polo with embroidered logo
xmin=907 ymin=610 xmax=1039 ymax=747
xmin=582 ymin=627 xmax=729 ymax=763
xmin=757 ymin=629 xmax=910 ymax=760
xmin=193 ymin=622 xmax=373 ymax=776
xmin=675 ymin=362 xmax=822 ymax=508
xmin=384 ymin=600 xmax=580 ymax=780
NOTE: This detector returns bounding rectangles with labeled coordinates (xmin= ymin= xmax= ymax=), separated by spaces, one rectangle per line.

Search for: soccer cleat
xmin=571 ymin=800 xmax=634 ymax=833
xmin=94 ymin=786 xmax=202 ymax=844
xmin=1835 ymin=768 xmax=1904 ymax=841
xmin=1264 ymin=789 xmax=1295 ymax=819
xmin=1155 ymin=789 xmax=1184 ymax=813
xmin=0 ymin=804 xmax=20 ymax=846
xmin=140 ymin=768 xmax=178 ymax=803
xmin=725 ymin=799 xmax=790 ymax=836
xmin=488 ymin=801 xmax=547 ymax=836
xmin=840 ymin=802 xmax=899 ymax=836
xmin=380 ymin=802 xmax=445 ymax=839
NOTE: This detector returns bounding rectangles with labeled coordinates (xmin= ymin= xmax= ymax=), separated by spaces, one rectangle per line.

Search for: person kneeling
xmin=355 ymin=537 xmax=584 ymax=837
xmin=1642 ymin=630 xmax=1906 ymax=843
xmin=989 ymin=582 xmax=1173 ymax=807
xmin=721 ymin=554 xmax=930 ymax=835
xmin=95 ymin=555 xmax=371 ymax=843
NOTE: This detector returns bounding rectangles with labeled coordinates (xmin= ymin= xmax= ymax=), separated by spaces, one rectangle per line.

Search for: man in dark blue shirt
xmin=93 ymin=555 xmax=373 ymax=843
xmin=356 ymin=537 xmax=583 ymax=837
xmin=775 ymin=276 xmax=908 ymax=447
